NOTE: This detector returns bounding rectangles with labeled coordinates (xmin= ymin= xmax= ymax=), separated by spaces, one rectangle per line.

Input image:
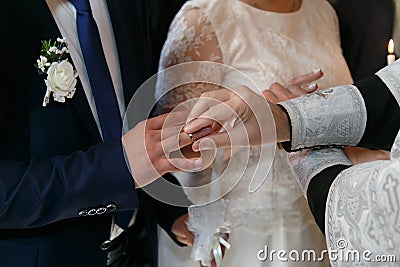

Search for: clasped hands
xmin=122 ymin=69 xmax=323 ymax=188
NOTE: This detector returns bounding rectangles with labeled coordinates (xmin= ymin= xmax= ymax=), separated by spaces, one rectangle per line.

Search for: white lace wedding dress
xmin=156 ymin=0 xmax=353 ymax=266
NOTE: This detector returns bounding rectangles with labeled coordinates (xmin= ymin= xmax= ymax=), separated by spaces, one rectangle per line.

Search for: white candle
xmin=387 ymin=39 xmax=395 ymax=65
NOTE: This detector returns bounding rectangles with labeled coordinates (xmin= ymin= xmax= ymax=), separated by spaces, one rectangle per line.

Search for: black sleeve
xmin=142 ymin=85 xmax=191 ymax=246
xmin=356 ymin=75 xmax=400 ymax=150
xmin=138 ymin=174 xmax=190 ymax=247
xmin=151 ymin=173 xmax=189 ymax=246
xmin=306 ymin=165 xmax=350 ymax=234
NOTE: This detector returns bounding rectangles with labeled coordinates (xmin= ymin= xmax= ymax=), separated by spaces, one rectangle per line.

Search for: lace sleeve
xmin=155 ymin=6 xmax=230 ymax=266
xmin=155 ymin=4 xmax=223 ymax=112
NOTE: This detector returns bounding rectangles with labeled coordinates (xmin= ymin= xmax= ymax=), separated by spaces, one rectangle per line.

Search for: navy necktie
xmin=70 ymin=0 xmax=132 ymax=229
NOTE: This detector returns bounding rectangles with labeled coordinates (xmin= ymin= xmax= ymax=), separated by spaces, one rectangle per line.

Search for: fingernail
xmin=197 ymin=126 xmax=212 ymax=135
xmin=193 ymin=158 xmax=203 ymax=167
xmin=307 ymin=83 xmax=317 ymax=91
xmin=198 ymin=139 xmax=215 ymax=151
xmin=313 ymin=68 xmax=321 ymax=74
xmin=192 ymin=141 xmax=200 ymax=152
xmin=184 ymin=118 xmax=196 ymax=132
xmin=183 ymin=123 xmax=191 ymax=132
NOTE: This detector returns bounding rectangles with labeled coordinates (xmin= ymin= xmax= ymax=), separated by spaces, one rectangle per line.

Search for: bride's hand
xmin=171 ymin=213 xmax=194 ymax=246
xmin=183 ymin=86 xmax=291 ymax=151
xmin=183 ymin=85 xmax=278 ymax=151
xmin=263 ymin=69 xmax=323 ymax=103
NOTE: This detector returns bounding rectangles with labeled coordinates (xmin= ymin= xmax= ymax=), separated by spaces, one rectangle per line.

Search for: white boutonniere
xmin=35 ymin=38 xmax=78 ymax=107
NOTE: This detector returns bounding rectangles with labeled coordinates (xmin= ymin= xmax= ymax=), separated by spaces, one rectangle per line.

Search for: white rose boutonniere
xmin=35 ymin=38 xmax=78 ymax=107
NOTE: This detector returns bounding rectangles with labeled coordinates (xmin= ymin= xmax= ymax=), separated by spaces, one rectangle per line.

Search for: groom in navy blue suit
xmin=0 ymin=0 xmax=194 ymax=266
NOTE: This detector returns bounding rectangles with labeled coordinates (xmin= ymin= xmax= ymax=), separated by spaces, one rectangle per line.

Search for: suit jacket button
xmin=100 ymin=240 xmax=112 ymax=251
xmin=106 ymin=203 xmax=117 ymax=212
xmin=78 ymin=209 xmax=88 ymax=216
xmin=88 ymin=208 xmax=97 ymax=216
xmin=96 ymin=207 xmax=107 ymax=214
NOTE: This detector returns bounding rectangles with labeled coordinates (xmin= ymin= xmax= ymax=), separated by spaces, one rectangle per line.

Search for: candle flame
xmin=388 ymin=39 xmax=395 ymax=54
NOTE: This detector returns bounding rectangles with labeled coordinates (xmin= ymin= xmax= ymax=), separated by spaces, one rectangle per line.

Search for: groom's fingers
xmin=161 ymin=127 xmax=212 ymax=154
xmin=163 ymin=157 xmax=203 ymax=172
xmin=148 ymin=110 xmax=189 ymax=130
xmin=160 ymin=124 xmax=185 ymax=140
xmin=161 ymin=132 xmax=195 ymax=154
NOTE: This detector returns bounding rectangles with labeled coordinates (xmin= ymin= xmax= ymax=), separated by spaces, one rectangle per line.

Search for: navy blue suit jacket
xmin=0 ymin=1 xmax=182 ymax=266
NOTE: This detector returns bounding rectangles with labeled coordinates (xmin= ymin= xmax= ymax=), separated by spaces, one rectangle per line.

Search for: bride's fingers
xmin=174 ymin=230 xmax=194 ymax=246
xmin=287 ymin=82 xmax=318 ymax=95
xmin=266 ymin=81 xmax=318 ymax=103
xmin=176 ymin=236 xmax=192 ymax=246
xmin=174 ymin=232 xmax=194 ymax=246
xmin=184 ymin=100 xmax=240 ymax=134
xmin=262 ymin=90 xmax=280 ymax=104
xmin=285 ymin=69 xmax=323 ymax=88
xmin=268 ymin=82 xmax=295 ymax=102
xmin=186 ymin=90 xmax=233 ymax=123
xmin=192 ymin=132 xmax=230 ymax=152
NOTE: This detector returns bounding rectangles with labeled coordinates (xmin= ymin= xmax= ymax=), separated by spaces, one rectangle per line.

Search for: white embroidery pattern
xmin=288 ymin=148 xmax=352 ymax=195
xmin=280 ymin=85 xmax=367 ymax=150
xmin=326 ymin=71 xmax=400 ymax=266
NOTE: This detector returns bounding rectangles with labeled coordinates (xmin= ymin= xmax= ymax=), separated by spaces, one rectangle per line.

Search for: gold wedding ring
xmin=188 ymin=133 xmax=196 ymax=142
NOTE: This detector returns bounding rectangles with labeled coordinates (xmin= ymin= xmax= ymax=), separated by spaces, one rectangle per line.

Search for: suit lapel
xmin=5 ymin=0 xmax=102 ymax=143
xmin=8 ymin=0 xmax=154 ymax=142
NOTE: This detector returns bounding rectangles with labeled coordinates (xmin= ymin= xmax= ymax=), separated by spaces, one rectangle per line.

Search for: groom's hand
xmin=122 ymin=112 xmax=211 ymax=188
